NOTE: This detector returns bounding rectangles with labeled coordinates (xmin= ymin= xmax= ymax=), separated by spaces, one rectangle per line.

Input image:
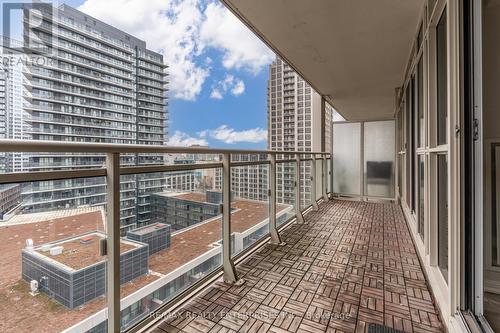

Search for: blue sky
xmin=59 ymin=0 xmax=274 ymax=149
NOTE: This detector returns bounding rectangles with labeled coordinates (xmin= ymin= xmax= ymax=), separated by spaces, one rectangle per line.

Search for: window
xmin=418 ymin=155 xmax=425 ymax=238
xmin=437 ymin=154 xmax=448 ymax=281
xmin=411 ymin=76 xmax=416 ymax=211
xmin=417 ymin=23 xmax=423 ymax=50
xmin=417 ymin=59 xmax=425 ymax=147
xmin=405 ymin=84 xmax=412 ymax=207
xmin=436 ymin=9 xmax=447 ymax=145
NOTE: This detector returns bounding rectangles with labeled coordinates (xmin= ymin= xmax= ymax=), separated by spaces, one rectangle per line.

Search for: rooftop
xmin=149 ymin=192 xmax=290 ymax=274
xmin=32 ymin=232 xmax=142 ymax=271
xmin=128 ymin=222 xmax=170 ymax=236
xmin=0 ymin=193 xmax=289 ymax=333
xmin=0 ymin=210 xmax=160 ymax=333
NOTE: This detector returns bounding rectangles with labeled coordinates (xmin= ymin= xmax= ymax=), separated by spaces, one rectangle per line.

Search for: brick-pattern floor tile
xmin=151 ymin=200 xmax=443 ymax=333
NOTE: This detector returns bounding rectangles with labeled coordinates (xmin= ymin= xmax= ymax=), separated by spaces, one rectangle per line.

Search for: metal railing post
xmin=222 ymin=153 xmax=243 ymax=285
xmin=106 ymin=153 xmax=120 ymax=333
xmin=329 ymin=156 xmax=334 ymax=199
xmin=322 ymin=154 xmax=328 ymax=201
xmin=295 ymin=153 xmax=305 ymax=223
xmin=269 ymin=154 xmax=285 ymax=245
xmin=311 ymin=155 xmax=319 ymax=210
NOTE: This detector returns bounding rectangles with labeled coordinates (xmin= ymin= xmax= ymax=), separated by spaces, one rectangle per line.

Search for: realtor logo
xmin=2 ymin=2 xmax=53 ymax=55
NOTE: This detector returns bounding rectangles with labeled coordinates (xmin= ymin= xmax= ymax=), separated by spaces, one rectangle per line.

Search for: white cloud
xmin=166 ymin=131 xmax=208 ymax=146
xmin=200 ymin=2 xmax=274 ymax=73
xmin=231 ymin=80 xmax=245 ymax=96
xmin=203 ymin=125 xmax=267 ymax=144
xmin=209 ymin=89 xmax=223 ymax=100
xmin=209 ymin=74 xmax=245 ymax=99
xmin=79 ymin=0 xmax=208 ymax=101
xmin=78 ymin=0 xmax=274 ymax=101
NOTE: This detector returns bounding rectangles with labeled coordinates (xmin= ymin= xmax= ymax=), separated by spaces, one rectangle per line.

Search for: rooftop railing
xmin=0 ymin=139 xmax=332 ymax=333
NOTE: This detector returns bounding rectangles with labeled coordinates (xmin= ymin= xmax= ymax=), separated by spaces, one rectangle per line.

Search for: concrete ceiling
xmin=221 ymin=0 xmax=424 ymax=121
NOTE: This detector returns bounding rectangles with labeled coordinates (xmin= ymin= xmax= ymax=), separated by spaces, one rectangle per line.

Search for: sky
xmin=55 ymin=0 xmax=275 ymax=149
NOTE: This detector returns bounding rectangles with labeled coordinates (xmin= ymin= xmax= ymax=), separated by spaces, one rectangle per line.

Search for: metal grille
xmin=368 ymin=324 xmax=406 ymax=333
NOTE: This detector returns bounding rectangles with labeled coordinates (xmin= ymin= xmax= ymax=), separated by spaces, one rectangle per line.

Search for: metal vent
xmin=368 ymin=324 xmax=406 ymax=333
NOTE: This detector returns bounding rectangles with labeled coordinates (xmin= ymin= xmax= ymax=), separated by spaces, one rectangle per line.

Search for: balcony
xmin=0 ymin=140 xmax=333 ymax=333
xmin=149 ymin=200 xmax=442 ymax=333
xmin=2 ymin=0 xmax=494 ymax=332
xmin=0 ymin=138 xmax=444 ymax=333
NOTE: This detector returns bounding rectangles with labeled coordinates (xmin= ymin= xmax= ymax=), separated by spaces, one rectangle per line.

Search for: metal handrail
xmin=0 ymin=139 xmax=330 ymax=155
xmin=0 ymin=158 xmax=332 ymax=185
xmin=0 ymin=139 xmax=331 ymax=185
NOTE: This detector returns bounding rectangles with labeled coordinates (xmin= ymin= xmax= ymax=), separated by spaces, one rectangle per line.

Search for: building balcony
xmin=1 ymin=0 xmax=496 ymax=332
xmin=149 ymin=200 xmax=442 ymax=333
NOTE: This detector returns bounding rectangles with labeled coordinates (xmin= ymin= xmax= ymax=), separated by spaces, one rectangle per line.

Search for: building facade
xmin=268 ymin=57 xmax=331 ymax=207
xmin=0 ymin=184 xmax=21 ymax=219
xmin=21 ymin=4 xmax=168 ymax=230
xmin=0 ymin=37 xmax=31 ymax=174
xmin=150 ymin=192 xmax=221 ymax=231
xmin=214 ymin=153 xmax=269 ymax=202
xmin=0 ymin=64 xmax=6 ymax=172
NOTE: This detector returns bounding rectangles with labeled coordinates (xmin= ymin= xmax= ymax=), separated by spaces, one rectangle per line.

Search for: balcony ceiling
xmin=221 ymin=0 xmax=423 ymax=121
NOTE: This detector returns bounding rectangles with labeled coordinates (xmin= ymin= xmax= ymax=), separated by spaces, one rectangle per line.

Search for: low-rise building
xmin=0 ymin=184 xmax=21 ymax=219
xmin=21 ymin=231 xmax=149 ymax=308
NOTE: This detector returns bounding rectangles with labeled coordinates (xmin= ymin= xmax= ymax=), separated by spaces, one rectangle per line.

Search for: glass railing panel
xmin=0 ymin=178 xmax=109 ymax=333
xmin=230 ymin=163 xmax=269 ymax=258
xmin=315 ymin=158 xmax=323 ymax=202
xmin=300 ymin=160 xmax=312 ymax=210
xmin=276 ymin=160 xmax=296 ymax=227
xmin=118 ymin=168 xmax=222 ymax=331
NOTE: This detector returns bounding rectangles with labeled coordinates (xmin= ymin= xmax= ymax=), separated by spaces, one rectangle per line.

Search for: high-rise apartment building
xmin=213 ymin=58 xmax=333 ymax=206
xmin=268 ymin=57 xmax=331 ymax=207
xmin=0 ymin=64 xmax=6 ymax=172
xmin=0 ymin=37 xmax=31 ymax=173
xmin=21 ymin=4 xmax=168 ymax=230
xmin=214 ymin=154 xmax=268 ymax=201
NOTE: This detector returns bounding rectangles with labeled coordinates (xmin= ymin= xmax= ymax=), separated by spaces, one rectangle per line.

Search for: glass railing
xmin=0 ymin=141 xmax=331 ymax=333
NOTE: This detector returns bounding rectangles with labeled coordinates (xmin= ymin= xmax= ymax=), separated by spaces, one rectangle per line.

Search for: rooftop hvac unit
xmin=49 ymin=246 xmax=63 ymax=256
xmin=25 ymin=239 xmax=34 ymax=251
xmin=29 ymin=280 xmax=39 ymax=296
xmin=40 ymin=244 xmax=51 ymax=252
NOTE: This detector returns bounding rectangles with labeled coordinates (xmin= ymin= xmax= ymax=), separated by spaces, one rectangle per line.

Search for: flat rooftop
xmin=153 ymin=191 xmax=212 ymax=201
xmin=0 ymin=209 xmax=105 ymax=287
xmin=148 ymin=193 xmax=290 ymax=274
xmin=32 ymin=232 xmax=141 ymax=271
xmin=129 ymin=222 xmax=169 ymax=236
xmin=0 ymin=209 xmax=158 ymax=333
xmin=0 ymin=194 xmax=292 ymax=333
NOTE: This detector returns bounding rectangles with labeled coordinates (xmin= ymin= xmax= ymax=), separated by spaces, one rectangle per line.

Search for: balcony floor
xmin=150 ymin=200 xmax=443 ymax=333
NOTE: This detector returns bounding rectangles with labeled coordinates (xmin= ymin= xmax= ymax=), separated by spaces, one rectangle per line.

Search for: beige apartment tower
xmin=268 ymin=57 xmax=331 ymax=207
